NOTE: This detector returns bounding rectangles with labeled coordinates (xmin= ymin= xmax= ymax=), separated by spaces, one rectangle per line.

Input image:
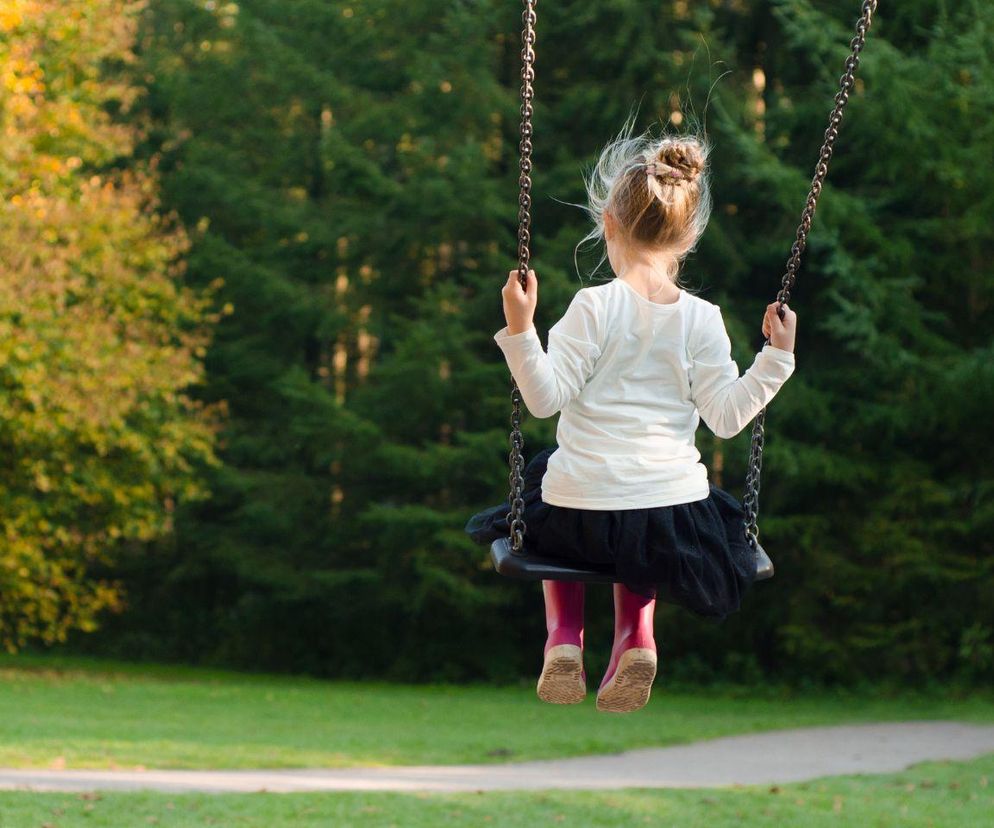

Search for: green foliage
xmin=65 ymin=0 xmax=994 ymax=685
xmin=0 ymin=1 xmax=217 ymax=651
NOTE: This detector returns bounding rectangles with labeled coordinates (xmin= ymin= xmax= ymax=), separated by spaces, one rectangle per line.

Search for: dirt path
xmin=2 ymin=722 xmax=993 ymax=794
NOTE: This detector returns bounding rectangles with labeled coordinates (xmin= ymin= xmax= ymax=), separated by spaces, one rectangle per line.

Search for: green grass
xmin=1 ymin=653 xmax=993 ymax=771
xmin=1 ymin=755 xmax=992 ymax=827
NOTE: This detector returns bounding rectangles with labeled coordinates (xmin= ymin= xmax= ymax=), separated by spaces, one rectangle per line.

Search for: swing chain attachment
xmin=742 ymin=0 xmax=878 ymax=552
xmin=508 ymin=0 xmax=538 ymax=554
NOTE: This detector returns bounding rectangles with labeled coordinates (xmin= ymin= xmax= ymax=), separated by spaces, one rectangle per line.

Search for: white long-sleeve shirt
xmin=493 ymin=277 xmax=795 ymax=509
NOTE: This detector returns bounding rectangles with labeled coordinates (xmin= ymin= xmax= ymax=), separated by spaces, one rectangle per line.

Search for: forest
xmin=1 ymin=0 xmax=992 ymax=685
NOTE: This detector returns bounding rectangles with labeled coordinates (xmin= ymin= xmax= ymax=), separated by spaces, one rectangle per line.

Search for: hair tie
xmin=643 ymin=161 xmax=687 ymax=181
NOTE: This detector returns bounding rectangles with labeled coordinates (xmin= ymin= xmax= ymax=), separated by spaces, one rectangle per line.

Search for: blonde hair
xmin=579 ymin=120 xmax=712 ymax=287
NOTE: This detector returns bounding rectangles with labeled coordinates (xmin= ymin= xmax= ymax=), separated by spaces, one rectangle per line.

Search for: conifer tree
xmin=89 ymin=0 xmax=994 ymax=684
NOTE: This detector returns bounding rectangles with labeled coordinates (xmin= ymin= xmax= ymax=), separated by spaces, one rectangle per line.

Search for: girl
xmin=466 ymin=128 xmax=797 ymax=713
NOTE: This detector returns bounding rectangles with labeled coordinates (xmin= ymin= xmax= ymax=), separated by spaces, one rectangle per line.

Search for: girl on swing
xmin=466 ymin=126 xmax=797 ymax=713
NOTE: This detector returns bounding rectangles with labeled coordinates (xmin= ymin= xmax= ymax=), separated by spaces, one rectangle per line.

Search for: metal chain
xmin=507 ymin=0 xmax=538 ymax=554
xmin=742 ymin=0 xmax=877 ymax=550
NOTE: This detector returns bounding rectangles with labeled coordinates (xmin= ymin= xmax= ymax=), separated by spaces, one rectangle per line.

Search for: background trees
xmin=7 ymin=0 xmax=991 ymax=684
xmin=0 ymin=0 xmax=217 ymax=651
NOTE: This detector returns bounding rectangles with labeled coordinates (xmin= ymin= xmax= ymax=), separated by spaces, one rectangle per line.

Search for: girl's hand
xmin=762 ymin=302 xmax=797 ymax=352
xmin=502 ymin=269 xmax=538 ymax=335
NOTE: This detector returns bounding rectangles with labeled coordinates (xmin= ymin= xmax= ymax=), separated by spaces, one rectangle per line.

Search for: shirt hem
xmin=540 ymin=482 xmax=711 ymax=511
xmin=494 ymin=325 xmax=539 ymax=345
xmin=760 ymin=344 xmax=796 ymax=364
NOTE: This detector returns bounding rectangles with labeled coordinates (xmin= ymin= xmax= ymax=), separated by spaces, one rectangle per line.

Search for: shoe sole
xmin=536 ymin=644 xmax=586 ymax=705
xmin=596 ymin=647 xmax=657 ymax=713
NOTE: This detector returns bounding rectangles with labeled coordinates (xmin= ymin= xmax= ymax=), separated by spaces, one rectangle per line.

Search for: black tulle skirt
xmin=465 ymin=447 xmax=758 ymax=620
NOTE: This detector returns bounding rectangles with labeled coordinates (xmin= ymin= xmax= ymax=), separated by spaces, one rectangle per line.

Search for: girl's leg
xmin=536 ymin=580 xmax=586 ymax=704
xmin=596 ymin=582 xmax=657 ymax=712
xmin=543 ymin=580 xmax=585 ymax=652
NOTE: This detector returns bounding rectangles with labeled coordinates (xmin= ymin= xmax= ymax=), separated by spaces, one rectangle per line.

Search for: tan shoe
xmin=595 ymin=647 xmax=657 ymax=713
xmin=536 ymin=644 xmax=587 ymax=704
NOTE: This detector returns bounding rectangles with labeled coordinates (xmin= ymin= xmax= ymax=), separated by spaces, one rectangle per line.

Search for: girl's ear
xmin=604 ymin=210 xmax=615 ymax=241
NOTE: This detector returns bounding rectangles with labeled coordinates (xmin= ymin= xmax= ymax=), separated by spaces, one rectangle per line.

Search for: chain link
xmin=507 ymin=0 xmax=538 ymax=554
xmin=743 ymin=0 xmax=877 ymax=550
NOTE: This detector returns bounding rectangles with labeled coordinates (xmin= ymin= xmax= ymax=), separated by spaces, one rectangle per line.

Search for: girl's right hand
xmin=762 ymin=302 xmax=797 ymax=352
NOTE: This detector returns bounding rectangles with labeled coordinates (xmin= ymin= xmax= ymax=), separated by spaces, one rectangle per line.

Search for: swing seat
xmin=489 ymin=537 xmax=617 ymax=583
xmin=490 ymin=537 xmax=775 ymax=582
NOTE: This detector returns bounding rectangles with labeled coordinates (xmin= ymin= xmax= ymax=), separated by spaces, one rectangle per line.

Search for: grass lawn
xmin=0 ymin=755 xmax=991 ymax=827
xmin=1 ymin=653 xmax=993 ymax=771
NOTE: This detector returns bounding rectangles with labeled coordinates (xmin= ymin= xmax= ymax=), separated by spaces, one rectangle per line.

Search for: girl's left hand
xmin=502 ymin=268 xmax=538 ymax=335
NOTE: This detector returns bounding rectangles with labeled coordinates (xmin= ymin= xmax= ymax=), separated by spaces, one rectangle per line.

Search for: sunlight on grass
xmin=2 ymin=654 xmax=993 ymax=771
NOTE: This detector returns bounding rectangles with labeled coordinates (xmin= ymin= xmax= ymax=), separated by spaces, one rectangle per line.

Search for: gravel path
xmin=2 ymin=722 xmax=993 ymax=794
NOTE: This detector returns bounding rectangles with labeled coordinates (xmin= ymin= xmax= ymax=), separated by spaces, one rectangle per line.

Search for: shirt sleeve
xmin=688 ymin=305 xmax=795 ymax=439
xmin=493 ymin=288 xmax=602 ymax=419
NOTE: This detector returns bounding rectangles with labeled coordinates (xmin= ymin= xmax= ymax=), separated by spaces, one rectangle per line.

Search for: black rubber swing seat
xmin=489 ymin=537 xmax=616 ymax=583
xmin=489 ymin=537 xmax=775 ymax=583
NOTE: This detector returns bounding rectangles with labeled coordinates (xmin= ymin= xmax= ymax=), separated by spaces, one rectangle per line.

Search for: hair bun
xmin=650 ymin=139 xmax=706 ymax=185
xmin=581 ymin=121 xmax=711 ymax=268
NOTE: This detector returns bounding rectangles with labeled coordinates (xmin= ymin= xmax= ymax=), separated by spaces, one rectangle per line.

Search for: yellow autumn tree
xmin=0 ymin=0 xmax=218 ymax=650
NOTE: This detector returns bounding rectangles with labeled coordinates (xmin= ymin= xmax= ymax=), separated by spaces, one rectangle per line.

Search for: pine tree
xmin=85 ymin=0 xmax=994 ymax=684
